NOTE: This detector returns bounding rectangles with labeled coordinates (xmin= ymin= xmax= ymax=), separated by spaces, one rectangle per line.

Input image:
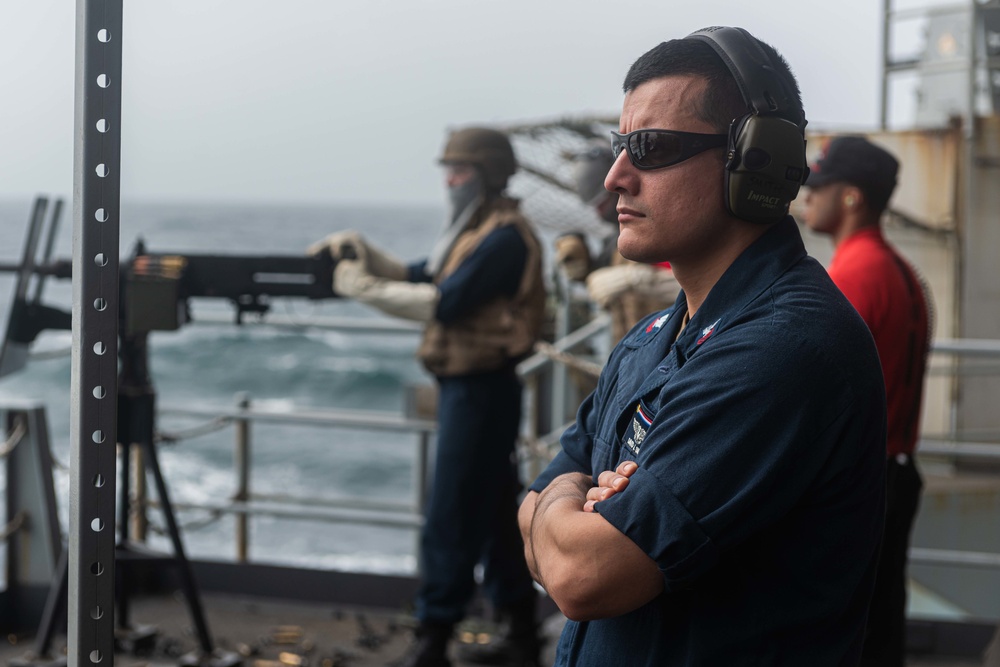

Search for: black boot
xmin=387 ymin=622 xmax=454 ymax=667
xmin=456 ymin=597 xmax=542 ymax=667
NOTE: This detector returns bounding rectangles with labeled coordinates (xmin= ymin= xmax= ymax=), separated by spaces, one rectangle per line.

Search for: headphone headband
xmin=686 ymin=26 xmax=805 ymax=131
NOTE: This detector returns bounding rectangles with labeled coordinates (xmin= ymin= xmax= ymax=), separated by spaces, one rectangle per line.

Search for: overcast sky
xmin=1 ymin=1 xmax=924 ymax=206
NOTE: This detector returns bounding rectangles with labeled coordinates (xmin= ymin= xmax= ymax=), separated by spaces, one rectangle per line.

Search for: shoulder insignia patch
xmin=697 ymin=319 xmax=721 ymax=345
xmin=645 ymin=313 xmax=670 ymax=334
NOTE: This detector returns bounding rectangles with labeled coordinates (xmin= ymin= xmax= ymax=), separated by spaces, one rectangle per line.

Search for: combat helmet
xmin=573 ymin=140 xmax=616 ymax=207
xmin=573 ymin=139 xmax=618 ymax=223
xmin=439 ymin=127 xmax=517 ymax=193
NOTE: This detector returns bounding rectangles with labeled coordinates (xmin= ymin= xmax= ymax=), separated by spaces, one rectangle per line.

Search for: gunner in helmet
xmin=309 ymin=126 xmax=545 ymax=667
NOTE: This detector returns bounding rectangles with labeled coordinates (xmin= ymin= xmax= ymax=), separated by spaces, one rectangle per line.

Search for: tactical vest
xmin=418 ymin=198 xmax=546 ymax=377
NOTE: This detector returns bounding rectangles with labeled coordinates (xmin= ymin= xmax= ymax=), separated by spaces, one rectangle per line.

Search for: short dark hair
xmin=622 ymin=35 xmax=803 ymax=135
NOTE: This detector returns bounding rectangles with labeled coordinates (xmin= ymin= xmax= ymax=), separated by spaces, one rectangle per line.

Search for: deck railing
xmin=134 ymin=318 xmax=1000 ymax=577
xmin=4 ymin=310 xmax=1000 ymax=614
xmin=155 ymin=397 xmax=436 ymax=562
xmin=143 ymin=306 xmax=610 ymax=562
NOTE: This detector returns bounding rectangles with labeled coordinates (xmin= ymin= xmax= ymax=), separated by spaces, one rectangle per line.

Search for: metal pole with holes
xmin=68 ymin=1 xmax=122 ymax=665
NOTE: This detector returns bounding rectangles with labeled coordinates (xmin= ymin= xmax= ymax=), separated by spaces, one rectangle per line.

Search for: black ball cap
xmin=806 ymin=135 xmax=899 ymax=207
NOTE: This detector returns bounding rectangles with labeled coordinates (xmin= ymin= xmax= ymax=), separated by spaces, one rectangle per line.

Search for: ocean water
xmin=0 ymin=197 xmax=451 ymax=575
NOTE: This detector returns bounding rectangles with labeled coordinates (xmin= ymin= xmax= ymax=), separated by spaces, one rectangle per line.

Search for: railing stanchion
xmin=550 ymin=274 xmax=571 ymax=432
xmin=524 ymin=373 xmax=542 ymax=482
xmin=234 ymin=392 xmax=252 ymax=563
xmin=132 ymin=445 xmax=148 ymax=542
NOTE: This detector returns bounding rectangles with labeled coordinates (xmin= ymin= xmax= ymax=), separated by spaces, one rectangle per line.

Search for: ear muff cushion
xmin=725 ymin=115 xmax=807 ymax=224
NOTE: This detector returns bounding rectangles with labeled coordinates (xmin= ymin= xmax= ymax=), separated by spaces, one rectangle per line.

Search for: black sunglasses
xmin=611 ymin=129 xmax=728 ymax=170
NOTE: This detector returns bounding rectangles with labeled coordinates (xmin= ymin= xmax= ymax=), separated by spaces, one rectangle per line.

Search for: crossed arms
xmin=518 ymin=461 xmax=664 ymax=621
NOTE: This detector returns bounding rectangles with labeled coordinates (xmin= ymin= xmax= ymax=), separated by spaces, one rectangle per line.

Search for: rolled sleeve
xmin=596 ymin=465 xmax=719 ymax=591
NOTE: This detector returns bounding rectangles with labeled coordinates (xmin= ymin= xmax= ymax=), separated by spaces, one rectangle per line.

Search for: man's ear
xmin=842 ymin=185 xmax=864 ymax=211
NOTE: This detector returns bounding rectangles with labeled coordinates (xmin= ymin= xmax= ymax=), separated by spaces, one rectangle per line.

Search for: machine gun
xmin=0 ymin=198 xmax=339 ymax=378
xmin=123 ymin=242 xmax=337 ymax=331
xmin=0 ymin=196 xmax=343 ymax=663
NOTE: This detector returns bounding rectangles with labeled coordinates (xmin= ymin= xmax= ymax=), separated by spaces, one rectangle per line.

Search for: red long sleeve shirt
xmin=827 ymin=226 xmax=930 ymax=457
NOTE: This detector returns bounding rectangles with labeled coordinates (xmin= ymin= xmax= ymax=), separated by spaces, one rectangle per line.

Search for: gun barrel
xmin=0 ymin=261 xmax=73 ymax=278
xmin=172 ymin=254 xmax=336 ymax=300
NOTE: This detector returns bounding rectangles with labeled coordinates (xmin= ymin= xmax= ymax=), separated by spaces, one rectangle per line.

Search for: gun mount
xmin=0 ymin=196 xmax=344 ymax=663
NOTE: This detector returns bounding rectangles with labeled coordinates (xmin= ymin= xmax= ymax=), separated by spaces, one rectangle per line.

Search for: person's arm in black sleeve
xmin=435 ymin=225 xmax=527 ymax=324
xmin=347 ymin=227 xmax=522 ymax=322
xmin=408 ymin=259 xmax=432 ymax=283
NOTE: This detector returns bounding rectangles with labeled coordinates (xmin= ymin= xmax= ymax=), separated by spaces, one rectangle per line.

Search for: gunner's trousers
xmin=416 ymin=369 xmax=536 ymax=625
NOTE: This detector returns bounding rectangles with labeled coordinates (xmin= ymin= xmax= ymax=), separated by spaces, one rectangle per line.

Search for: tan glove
xmin=586 ymin=264 xmax=680 ymax=308
xmin=307 ymin=230 xmax=362 ymax=260
xmin=553 ymin=234 xmax=592 ymax=282
xmin=307 ymin=230 xmax=407 ymax=280
xmin=334 ymin=259 xmax=438 ymax=322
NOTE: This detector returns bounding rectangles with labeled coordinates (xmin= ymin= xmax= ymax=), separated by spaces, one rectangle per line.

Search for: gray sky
xmin=2 ymin=0 xmax=895 ymax=206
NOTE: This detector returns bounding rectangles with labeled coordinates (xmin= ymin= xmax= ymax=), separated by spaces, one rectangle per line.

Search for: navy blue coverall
xmin=530 ymin=218 xmax=887 ymax=666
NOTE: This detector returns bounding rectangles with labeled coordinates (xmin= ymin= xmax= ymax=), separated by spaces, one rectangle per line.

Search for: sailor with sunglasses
xmin=520 ymin=28 xmax=887 ymax=666
xmin=309 ymin=127 xmax=546 ymax=667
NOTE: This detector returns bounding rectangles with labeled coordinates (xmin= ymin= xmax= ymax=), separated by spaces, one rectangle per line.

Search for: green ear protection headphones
xmin=686 ymin=26 xmax=809 ymax=224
